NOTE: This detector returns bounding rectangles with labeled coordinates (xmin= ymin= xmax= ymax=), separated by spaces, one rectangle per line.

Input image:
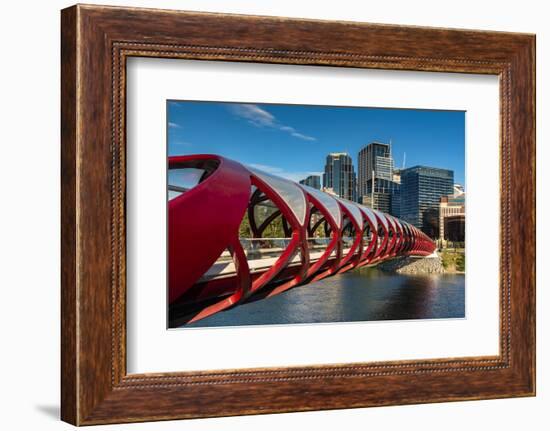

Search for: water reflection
xmin=183 ymin=267 xmax=465 ymax=328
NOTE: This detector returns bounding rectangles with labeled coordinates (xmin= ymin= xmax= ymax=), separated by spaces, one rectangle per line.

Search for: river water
xmin=183 ymin=267 xmax=465 ymax=328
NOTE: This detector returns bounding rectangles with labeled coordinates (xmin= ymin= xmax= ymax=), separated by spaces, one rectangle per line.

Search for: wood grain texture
xmin=60 ymin=4 xmax=536 ymax=425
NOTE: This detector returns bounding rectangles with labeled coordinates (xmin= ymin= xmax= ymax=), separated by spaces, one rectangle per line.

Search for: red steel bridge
xmin=169 ymin=154 xmax=436 ymax=324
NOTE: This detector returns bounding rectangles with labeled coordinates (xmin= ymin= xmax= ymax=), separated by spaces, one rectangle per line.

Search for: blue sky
xmin=167 ymin=101 xmax=465 ymax=186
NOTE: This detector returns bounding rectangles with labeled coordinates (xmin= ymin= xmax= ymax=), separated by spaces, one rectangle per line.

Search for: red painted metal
xmin=303 ymin=193 xmax=340 ymax=280
xmin=168 ymin=154 xmax=437 ymax=322
xmin=333 ymin=201 xmax=363 ymax=275
xmin=168 ymin=155 xmax=250 ymax=304
xmin=358 ymin=207 xmax=378 ymax=264
xmin=250 ymin=174 xmax=310 ymax=298
xmin=367 ymin=211 xmax=389 ymax=264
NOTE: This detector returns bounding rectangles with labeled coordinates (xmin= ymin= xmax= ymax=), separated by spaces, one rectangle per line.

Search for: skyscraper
xmin=357 ymin=142 xmax=400 ymax=213
xmin=390 ymin=168 xmax=402 ymax=217
xmin=323 ymin=152 xmax=356 ymax=201
xmin=400 ymin=166 xmax=454 ymax=237
xmin=299 ymin=175 xmax=321 ymax=190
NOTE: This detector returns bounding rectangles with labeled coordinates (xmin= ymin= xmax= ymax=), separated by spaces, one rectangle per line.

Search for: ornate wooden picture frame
xmin=61 ymin=4 xmax=535 ymax=425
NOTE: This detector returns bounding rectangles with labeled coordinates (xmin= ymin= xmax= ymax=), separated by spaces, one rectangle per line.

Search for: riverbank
xmin=440 ymin=249 xmax=465 ymax=273
xmin=378 ymin=250 xmax=465 ymax=275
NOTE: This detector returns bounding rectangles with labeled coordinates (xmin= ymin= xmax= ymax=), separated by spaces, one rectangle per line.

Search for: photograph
xmin=167 ymin=101 xmax=466 ymax=328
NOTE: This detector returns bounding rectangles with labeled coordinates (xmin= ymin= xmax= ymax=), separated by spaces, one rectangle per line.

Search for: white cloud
xmin=229 ymin=104 xmax=276 ymax=128
xmin=291 ymin=132 xmax=316 ymax=141
xmin=168 ymin=122 xmax=182 ymax=129
xmin=279 ymin=125 xmax=295 ymax=132
xmin=247 ymin=163 xmax=322 ymax=183
xmin=229 ymin=104 xmax=316 ymax=141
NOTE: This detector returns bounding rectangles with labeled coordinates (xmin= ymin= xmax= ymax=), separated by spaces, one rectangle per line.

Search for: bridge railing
xmin=217 ymin=237 xmax=358 ymax=264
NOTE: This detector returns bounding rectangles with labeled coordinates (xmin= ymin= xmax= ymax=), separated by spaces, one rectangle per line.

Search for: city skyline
xmin=167 ymin=100 xmax=465 ymax=187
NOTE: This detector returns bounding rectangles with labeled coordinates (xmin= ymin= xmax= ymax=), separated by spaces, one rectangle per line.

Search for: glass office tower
xmin=323 ymin=152 xmax=356 ymax=201
xmin=357 ymin=142 xmax=400 ymax=213
xmin=400 ymin=166 xmax=454 ymax=236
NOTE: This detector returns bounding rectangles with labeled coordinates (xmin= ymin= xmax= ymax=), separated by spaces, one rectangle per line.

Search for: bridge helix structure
xmin=169 ymin=154 xmax=436 ymax=324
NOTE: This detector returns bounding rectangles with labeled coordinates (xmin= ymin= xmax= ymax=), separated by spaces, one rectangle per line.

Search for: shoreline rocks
xmin=378 ymin=255 xmax=447 ymax=275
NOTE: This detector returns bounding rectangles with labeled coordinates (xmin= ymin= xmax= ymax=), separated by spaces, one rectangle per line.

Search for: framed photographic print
xmin=61 ymin=4 xmax=535 ymax=425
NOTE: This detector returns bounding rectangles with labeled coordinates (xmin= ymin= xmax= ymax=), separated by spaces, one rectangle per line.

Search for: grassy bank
xmin=440 ymin=249 xmax=465 ymax=273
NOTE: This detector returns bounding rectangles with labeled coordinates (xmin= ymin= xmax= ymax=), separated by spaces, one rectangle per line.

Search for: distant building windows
xmin=400 ymin=166 xmax=454 ymax=238
xmin=323 ymin=153 xmax=356 ymax=201
xmin=439 ymin=185 xmax=465 ymax=244
xmin=357 ymin=142 xmax=400 ymax=214
xmin=299 ymin=174 xmax=321 ymax=190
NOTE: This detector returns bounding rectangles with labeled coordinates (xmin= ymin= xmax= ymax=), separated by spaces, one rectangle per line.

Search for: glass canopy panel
xmin=247 ymin=167 xmax=308 ymax=225
xmin=167 ymin=167 xmax=205 ymax=201
xmin=373 ymin=209 xmax=389 ymax=230
xmin=253 ymin=200 xmax=279 ymax=227
xmin=337 ymin=198 xmax=363 ymax=228
xmin=358 ymin=205 xmax=378 ymax=232
xmin=300 ymin=184 xmax=342 ymax=229
xmin=168 ymin=190 xmax=182 ymax=200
